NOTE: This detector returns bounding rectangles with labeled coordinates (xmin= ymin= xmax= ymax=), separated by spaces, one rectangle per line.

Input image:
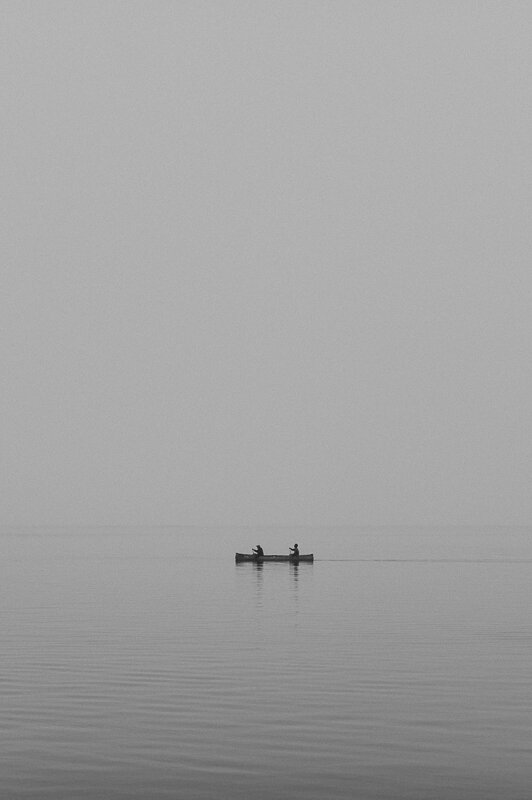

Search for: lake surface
xmin=1 ymin=526 xmax=532 ymax=799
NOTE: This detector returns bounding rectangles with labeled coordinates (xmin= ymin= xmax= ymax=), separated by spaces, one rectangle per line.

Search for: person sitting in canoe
xmin=252 ymin=544 xmax=264 ymax=558
xmin=289 ymin=543 xmax=299 ymax=559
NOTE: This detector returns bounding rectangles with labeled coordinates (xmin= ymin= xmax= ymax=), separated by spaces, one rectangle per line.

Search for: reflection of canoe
xmin=235 ymin=553 xmax=314 ymax=563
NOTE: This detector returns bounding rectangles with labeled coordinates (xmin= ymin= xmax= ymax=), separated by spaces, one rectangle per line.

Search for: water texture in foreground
xmin=1 ymin=526 xmax=531 ymax=799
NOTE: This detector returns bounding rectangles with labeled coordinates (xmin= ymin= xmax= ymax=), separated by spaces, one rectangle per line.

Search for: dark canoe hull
xmin=235 ymin=553 xmax=314 ymax=563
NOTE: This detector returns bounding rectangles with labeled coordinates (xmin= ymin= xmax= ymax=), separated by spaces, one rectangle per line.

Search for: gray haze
xmin=2 ymin=2 xmax=531 ymax=527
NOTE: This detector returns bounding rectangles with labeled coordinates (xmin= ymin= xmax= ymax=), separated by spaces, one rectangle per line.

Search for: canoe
xmin=235 ymin=553 xmax=314 ymax=563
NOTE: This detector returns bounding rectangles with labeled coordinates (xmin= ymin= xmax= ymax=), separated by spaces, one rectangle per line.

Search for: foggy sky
xmin=3 ymin=2 xmax=531 ymax=527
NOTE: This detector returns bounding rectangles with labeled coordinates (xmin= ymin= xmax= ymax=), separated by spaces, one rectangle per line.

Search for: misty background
xmin=2 ymin=1 xmax=531 ymax=528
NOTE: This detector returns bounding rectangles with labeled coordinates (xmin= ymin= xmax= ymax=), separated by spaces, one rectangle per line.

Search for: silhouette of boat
xmin=235 ymin=553 xmax=313 ymax=563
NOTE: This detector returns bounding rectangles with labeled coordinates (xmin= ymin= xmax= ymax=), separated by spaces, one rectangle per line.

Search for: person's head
xmin=294 ymin=543 xmax=298 ymax=548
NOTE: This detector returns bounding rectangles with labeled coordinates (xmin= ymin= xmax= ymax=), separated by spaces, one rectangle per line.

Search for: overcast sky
xmin=2 ymin=1 xmax=531 ymax=527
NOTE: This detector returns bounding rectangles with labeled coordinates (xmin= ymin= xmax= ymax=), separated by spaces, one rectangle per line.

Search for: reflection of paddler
xmin=252 ymin=545 xmax=264 ymax=557
xmin=289 ymin=543 xmax=299 ymax=558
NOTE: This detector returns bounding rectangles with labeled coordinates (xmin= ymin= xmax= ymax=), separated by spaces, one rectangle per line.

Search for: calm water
xmin=1 ymin=526 xmax=532 ymax=799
